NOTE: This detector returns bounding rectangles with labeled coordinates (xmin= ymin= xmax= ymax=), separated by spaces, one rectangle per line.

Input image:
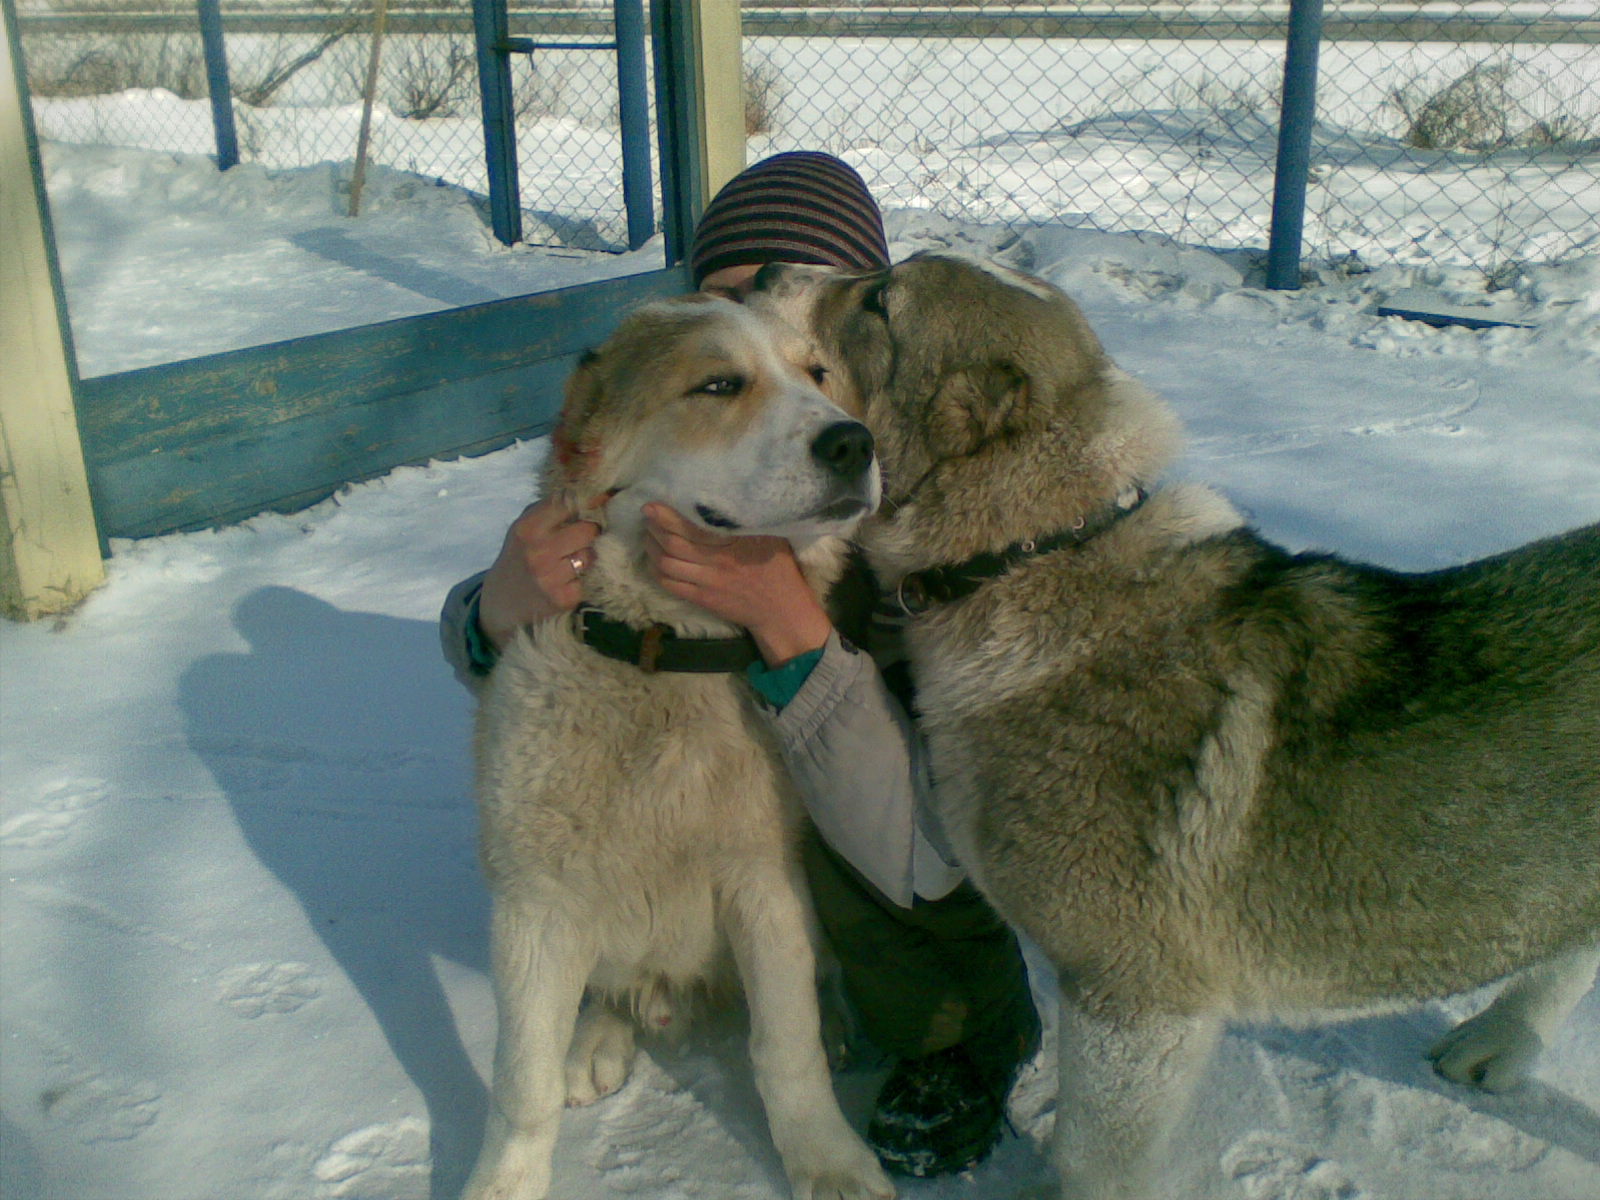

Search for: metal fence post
xmin=473 ymin=0 xmax=522 ymax=246
xmin=615 ymin=0 xmax=653 ymax=250
xmin=1266 ymin=0 xmax=1324 ymax=290
xmin=195 ymin=0 xmax=238 ymax=170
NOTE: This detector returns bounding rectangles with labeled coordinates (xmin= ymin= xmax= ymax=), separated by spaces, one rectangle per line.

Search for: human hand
xmin=477 ymin=497 xmax=601 ymax=650
xmin=641 ymin=503 xmax=833 ymax=667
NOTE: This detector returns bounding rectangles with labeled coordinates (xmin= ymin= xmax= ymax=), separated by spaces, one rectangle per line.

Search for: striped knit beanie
xmin=690 ymin=152 xmax=890 ymax=287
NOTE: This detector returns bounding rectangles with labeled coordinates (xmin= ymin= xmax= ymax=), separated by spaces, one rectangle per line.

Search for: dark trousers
xmin=801 ymin=831 xmax=1039 ymax=1065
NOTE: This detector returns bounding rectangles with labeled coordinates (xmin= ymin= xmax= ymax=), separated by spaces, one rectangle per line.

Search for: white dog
xmin=463 ymin=295 xmax=893 ymax=1200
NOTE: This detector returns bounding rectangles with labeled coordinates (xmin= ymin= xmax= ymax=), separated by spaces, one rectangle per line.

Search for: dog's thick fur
xmin=464 ymin=295 xmax=892 ymax=1200
xmin=755 ymin=255 xmax=1600 ymax=1199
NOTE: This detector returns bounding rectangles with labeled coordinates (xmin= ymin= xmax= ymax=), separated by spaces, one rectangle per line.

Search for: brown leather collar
xmin=575 ymin=606 xmax=762 ymax=673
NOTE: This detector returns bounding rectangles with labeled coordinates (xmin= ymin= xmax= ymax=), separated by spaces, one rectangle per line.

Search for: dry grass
xmin=1389 ymin=59 xmax=1599 ymax=152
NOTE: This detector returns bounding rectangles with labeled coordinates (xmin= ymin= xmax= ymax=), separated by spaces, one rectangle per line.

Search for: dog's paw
xmin=564 ymin=1009 xmax=637 ymax=1107
xmin=462 ymin=1111 xmax=556 ymax=1200
xmin=784 ymin=1138 xmax=895 ymax=1200
xmin=788 ymin=1163 xmax=896 ymax=1200
xmin=1427 ymin=1009 xmax=1541 ymax=1092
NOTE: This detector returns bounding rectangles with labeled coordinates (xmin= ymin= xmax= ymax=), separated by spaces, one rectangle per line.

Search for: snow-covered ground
xmin=38 ymin=142 xmax=656 ymax=376
xmin=5 ymin=115 xmax=1600 ymax=1200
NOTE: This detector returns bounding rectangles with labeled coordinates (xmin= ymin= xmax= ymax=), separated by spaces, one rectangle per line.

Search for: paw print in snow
xmin=1223 ymin=1132 xmax=1361 ymax=1200
xmin=218 ymin=962 xmax=322 ymax=1017
xmin=315 ymin=1118 xmax=429 ymax=1200
xmin=0 ymin=780 xmax=109 ymax=848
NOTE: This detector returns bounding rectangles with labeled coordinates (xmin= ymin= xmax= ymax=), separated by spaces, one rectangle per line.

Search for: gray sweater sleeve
xmin=760 ymin=631 xmax=965 ymax=907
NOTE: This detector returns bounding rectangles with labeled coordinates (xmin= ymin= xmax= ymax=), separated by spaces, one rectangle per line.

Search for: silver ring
xmin=568 ymin=554 xmax=585 ymax=580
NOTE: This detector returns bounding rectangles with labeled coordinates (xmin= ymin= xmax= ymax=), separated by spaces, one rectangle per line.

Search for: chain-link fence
xmin=743 ymin=1 xmax=1600 ymax=281
xmin=16 ymin=1 xmax=1600 ymax=277
xmin=15 ymin=0 xmax=649 ymax=250
xmin=502 ymin=24 xmax=655 ymax=250
xmin=1313 ymin=31 xmax=1597 ymax=281
xmin=18 ymin=0 xmax=218 ymax=156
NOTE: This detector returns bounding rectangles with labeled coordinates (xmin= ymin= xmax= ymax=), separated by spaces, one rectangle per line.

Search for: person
xmin=440 ymin=151 xmax=1040 ymax=1178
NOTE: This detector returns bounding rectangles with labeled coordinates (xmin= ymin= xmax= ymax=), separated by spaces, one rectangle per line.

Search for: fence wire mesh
xmin=18 ymin=0 xmax=217 ymax=156
xmin=1312 ymin=35 xmax=1598 ymax=280
xmin=506 ymin=39 xmax=653 ymax=251
xmin=743 ymin=1 xmax=1600 ymax=280
xmin=16 ymin=0 xmax=647 ymax=250
xmin=15 ymin=1 xmax=1600 ymax=279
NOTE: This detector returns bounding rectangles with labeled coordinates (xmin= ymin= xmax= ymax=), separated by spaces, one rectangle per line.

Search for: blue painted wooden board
xmin=1374 ymin=287 xmax=1536 ymax=332
xmin=75 ymin=267 xmax=688 ymax=538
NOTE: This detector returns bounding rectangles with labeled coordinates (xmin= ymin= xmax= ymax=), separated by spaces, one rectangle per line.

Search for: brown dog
xmin=755 ymin=253 xmax=1600 ymax=1200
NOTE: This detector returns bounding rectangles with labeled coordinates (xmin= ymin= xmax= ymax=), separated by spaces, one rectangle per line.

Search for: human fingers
xmin=507 ymin=498 xmax=597 ymax=555
xmin=531 ymin=528 xmax=597 ymax=599
xmin=642 ymin=518 xmax=824 ymax=652
xmin=642 ymin=503 xmax=734 ymax=551
xmin=508 ymin=495 xmax=578 ymax=539
xmin=544 ymin=516 xmax=601 ymax=564
xmin=640 ymin=505 xmax=791 ymax=564
xmin=640 ymin=519 xmax=700 ymax=587
xmin=479 ymin=559 xmax=575 ymax=649
xmin=505 ymin=505 xmax=595 ymax=569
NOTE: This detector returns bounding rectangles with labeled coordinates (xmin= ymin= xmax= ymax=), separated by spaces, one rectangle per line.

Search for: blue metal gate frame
xmin=473 ymin=0 xmax=655 ymax=251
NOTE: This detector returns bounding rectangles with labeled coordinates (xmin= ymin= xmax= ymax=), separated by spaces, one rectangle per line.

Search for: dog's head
xmin=752 ymin=253 xmax=1180 ymax=573
xmin=552 ymin=294 xmax=880 ymax=544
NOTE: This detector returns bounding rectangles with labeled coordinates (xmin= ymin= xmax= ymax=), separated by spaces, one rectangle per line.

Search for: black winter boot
xmin=866 ymin=1012 xmax=1041 ymax=1178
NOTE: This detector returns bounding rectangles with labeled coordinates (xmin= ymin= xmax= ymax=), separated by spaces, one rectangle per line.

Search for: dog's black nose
xmin=812 ymin=421 xmax=875 ymax=480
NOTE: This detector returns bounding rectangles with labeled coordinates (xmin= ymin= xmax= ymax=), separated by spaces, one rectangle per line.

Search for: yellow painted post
xmin=1 ymin=14 xmax=105 ymax=619
xmin=692 ymin=0 xmax=745 ymax=201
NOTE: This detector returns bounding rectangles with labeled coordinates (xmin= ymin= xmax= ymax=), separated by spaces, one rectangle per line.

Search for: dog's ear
xmin=926 ymin=360 xmax=1031 ymax=456
xmin=553 ymin=348 xmax=604 ymax=479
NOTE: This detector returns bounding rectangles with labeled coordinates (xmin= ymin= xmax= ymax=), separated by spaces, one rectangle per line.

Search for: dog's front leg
xmin=723 ymin=868 xmax=895 ymax=1200
xmin=1429 ymin=944 xmax=1600 ymax=1092
xmin=1052 ymin=995 xmax=1219 ymax=1200
xmin=464 ymin=897 xmax=592 ymax=1200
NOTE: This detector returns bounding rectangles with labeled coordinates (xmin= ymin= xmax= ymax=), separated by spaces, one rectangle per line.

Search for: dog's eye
xmin=693 ymin=374 xmax=744 ymax=397
xmin=862 ymin=282 xmax=889 ymax=317
xmin=808 ymin=364 xmax=829 ymax=385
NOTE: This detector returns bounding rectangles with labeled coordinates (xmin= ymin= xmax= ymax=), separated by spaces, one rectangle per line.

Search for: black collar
xmin=576 ymin=605 xmax=762 ymax=673
xmin=890 ymin=488 xmax=1148 ymax=616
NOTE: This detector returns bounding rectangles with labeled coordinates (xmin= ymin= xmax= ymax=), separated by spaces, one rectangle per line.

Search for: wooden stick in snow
xmin=348 ymin=0 xmax=390 ymax=218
